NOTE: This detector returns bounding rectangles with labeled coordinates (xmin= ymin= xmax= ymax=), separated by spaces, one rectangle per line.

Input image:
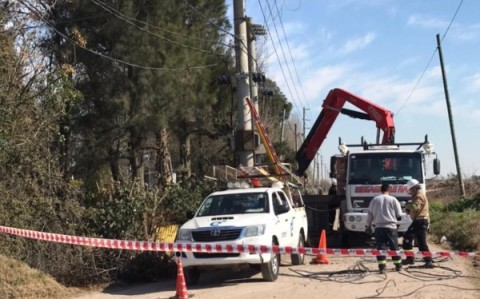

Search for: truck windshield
xmin=348 ymin=153 xmax=423 ymax=184
xmin=196 ymin=192 xmax=269 ymax=216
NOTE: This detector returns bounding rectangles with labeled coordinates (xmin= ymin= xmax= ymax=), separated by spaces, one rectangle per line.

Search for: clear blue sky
xmin=231 ymin=0 xmax=479 ymax=178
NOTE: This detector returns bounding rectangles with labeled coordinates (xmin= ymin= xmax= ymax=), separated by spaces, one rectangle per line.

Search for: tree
xmin=37 ymin=0 xmax=233 ymax=188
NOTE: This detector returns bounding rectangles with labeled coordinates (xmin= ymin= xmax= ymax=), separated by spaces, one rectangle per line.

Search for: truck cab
xmin=176 ymin=182 xmax=308 ymax=284
xmin=332 ymin=141 xmax=440 ymax=247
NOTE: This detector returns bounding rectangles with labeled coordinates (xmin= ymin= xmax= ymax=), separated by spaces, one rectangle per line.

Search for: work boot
xmin=423 ymin=260 xmax=434 ymax=268
xmin=401 ymin=257 xmax=415 ymax=265
xmin=395 ymin=264 xmax=402 ymax=271
xmin=379 ymin=264 xmax=386 ymax=274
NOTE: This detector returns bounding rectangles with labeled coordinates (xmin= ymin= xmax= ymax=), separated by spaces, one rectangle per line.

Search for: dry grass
xmin=428 ymin=178 xmax=480 ymax=203
xmin=0 ymin=254 xmax=79 ymax=299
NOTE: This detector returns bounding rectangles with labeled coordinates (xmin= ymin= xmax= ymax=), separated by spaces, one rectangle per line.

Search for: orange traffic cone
xmin=170 ymin=257 xmax=191 ymax=299
xmin=311 ymin=229 xmax=329 ymax=264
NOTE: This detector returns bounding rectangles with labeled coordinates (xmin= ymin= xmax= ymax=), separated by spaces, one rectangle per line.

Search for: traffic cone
xmin=311 ymin=229 xmax=329 ymax=264
xmin=170 ymin=257 xmax=191 ymax=299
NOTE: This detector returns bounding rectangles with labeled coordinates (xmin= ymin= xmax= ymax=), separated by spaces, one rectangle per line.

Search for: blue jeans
xmin=374 ymin=227 xmax=401 ymax=263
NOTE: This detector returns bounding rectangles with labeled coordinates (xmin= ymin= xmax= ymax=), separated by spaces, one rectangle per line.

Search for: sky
xmin=230 ymin=0 xmax=480 ymax=179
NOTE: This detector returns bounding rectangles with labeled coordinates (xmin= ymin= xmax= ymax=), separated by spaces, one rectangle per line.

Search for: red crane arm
xmin=295 ymin=88 xmax=395 ymax=176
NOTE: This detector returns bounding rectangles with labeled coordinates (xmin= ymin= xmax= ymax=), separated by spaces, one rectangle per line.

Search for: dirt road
xmin=72 ymin=241 xmax=480 ymax=299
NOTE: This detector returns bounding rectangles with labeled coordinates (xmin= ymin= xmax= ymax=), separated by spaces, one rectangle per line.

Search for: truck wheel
xmin=340 ymin=229 xmax=352 ymax=248
xmin=291 ymin=233 xmax=305 ymax=265
xmin=261 ymin=240 xmax=280 ymax=281
xmin=184 ymin=267 xmax=200 ymax=285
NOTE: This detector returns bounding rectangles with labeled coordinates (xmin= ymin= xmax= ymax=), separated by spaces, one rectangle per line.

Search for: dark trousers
xmin=402 ymin=219 xmax=432 ymax=262
xmin=374 ymin=227 xmax=401 ymax=264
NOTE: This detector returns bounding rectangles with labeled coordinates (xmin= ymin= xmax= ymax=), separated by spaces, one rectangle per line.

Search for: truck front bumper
xmin=177 ymin=239 xmax=273 ymax=268
xmin=343 ymin=212 xmax=412 ymax=232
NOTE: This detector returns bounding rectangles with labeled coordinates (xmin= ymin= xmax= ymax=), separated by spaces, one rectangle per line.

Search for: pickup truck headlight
xmin=244 ymin=224 xmax=266 ymax=237
xmin=176 ymin=229 xmax=192 ymax=241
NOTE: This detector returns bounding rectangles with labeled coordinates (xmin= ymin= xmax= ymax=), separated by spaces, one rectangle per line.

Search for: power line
xmin=266 ymin=1 xmax=305 ymax=109
xmin=396 ymin=0 xmax=464 ymax=116
xmin=181 ymin=0 xmax=257 ymax=65
xmin=441 ymin=0 xmax=464 ymax=40
xmin=89 ymin=0 xmax=225 ymax=56
xmin=17 ymin=0 xmax=220 ymax=72
xmin=258 ymin=0 xmax=302 ymax=119
xmin=89 ymin=0 xmax=230 ymax=46
xmin=273 ymin=0 xmax=310 ymax=113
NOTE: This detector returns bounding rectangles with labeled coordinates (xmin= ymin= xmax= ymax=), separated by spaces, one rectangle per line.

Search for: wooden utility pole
xmin=436 ymin=33 xmax=466 ymax=197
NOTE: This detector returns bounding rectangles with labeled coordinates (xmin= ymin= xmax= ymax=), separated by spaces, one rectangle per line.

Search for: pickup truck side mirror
xmin=274 ymin=204 xmax=290 ymax=215
xmin=186 ymin=211 xmax=195 ymax=219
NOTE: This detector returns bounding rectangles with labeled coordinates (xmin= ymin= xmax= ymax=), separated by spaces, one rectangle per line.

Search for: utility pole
xmin=324 ymin=164 xmax=328 ymax=192
xmin=233 ymin=0 xmax=253 ymax=167
xmin=302 ymin=107 xmax=309 ymax=140
xmin=294 ymin=123 xmax=298 ymax=152
xmin=246 ymin=17 xmax=258 ymax=113
xmin=436 ymin=33 xmax=466 ymax=198
xmin=280 ymin=109 xmax=286 ymax=142
xmin=246 ymin=17 xmax=266 ymax=110
xmin=320 ymin=154 xmax=324 ymax=186
xmin=246 ymin=17 xmax=266 ymax=164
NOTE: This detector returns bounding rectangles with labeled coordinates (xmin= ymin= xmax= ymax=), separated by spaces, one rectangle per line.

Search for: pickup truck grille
xmin=192 ymin=228 xmax=242 ymax=242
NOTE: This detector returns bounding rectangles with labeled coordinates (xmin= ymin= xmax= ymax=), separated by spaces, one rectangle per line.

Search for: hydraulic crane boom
xmin=295 ymin=88 xmax=395 ymax=176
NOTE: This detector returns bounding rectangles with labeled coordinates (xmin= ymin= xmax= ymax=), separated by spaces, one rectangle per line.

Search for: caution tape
xmin=1 ymin=225 xmax=478 ymax=257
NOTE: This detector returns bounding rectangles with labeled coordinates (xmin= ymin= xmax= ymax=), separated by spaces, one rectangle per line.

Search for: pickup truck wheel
xmin=184 ymin=267 xmax=200 ymax=285
xmin=291 ymin=234 xmax=305 ymax=265
xmin=261 ymin=241 xmax=280 ymax=281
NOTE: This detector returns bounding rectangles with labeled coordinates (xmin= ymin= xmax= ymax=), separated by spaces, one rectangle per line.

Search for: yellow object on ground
xmin=156 ymin=224 xmax=179 ymax=243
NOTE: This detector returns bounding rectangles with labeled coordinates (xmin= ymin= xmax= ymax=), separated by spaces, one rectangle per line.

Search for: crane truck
xmin=296 ymin=88 xmax=440 ymax=247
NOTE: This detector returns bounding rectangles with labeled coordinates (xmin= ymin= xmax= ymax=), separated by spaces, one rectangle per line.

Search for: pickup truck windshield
xmin=348 ymin=152 xmax=423 ymax=184
xmin=196 ymin=192 xmax=269 ymax=216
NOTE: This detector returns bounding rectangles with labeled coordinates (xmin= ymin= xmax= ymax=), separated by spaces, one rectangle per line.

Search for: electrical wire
xmin=89 ymin=0 xmax=225 ymax=55
xmin=89 ymin=0 xmax=231 ymax=46
xmin=288 ymin=255 xmax=480 ymax=298
xmin=181 ymin=0 xmax=261 ymax=74
xmin=304 ymin=204 xmax=336 ymax=213
xmin=17 ymin=0 xmax=222 ymax=72
xmin=289 ymin=259 xmax=387 ymax=284
xmin=396 ymin=0 xmax=464 ymax=116
xmin=271 ymin=0 xmax=310 ymax=112
xmin=257 ymin=0 xmax=302 ymax=119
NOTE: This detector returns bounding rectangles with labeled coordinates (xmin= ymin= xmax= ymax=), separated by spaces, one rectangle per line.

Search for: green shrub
xmin=445 ymin=197 xmax=480 ymax=212
xmin=430 ymin=195 xmax=480 ymax=251
xmin=430 ymin=209 xmax=480 ymax=251
xmin=79 ymin=176 xmax=218 ymax=284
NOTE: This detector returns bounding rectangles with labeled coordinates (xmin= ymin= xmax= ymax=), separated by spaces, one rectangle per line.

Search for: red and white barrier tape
xmin=1 ymin=225 xmax=478 ymax=257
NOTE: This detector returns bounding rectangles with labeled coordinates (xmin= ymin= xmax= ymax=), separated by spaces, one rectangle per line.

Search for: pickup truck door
xmin=272 ymin=191 xmax=294 ymax=245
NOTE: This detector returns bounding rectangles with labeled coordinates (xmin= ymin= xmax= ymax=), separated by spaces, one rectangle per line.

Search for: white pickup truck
xmin=175 ymin=183 xmax=308 ymax=284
